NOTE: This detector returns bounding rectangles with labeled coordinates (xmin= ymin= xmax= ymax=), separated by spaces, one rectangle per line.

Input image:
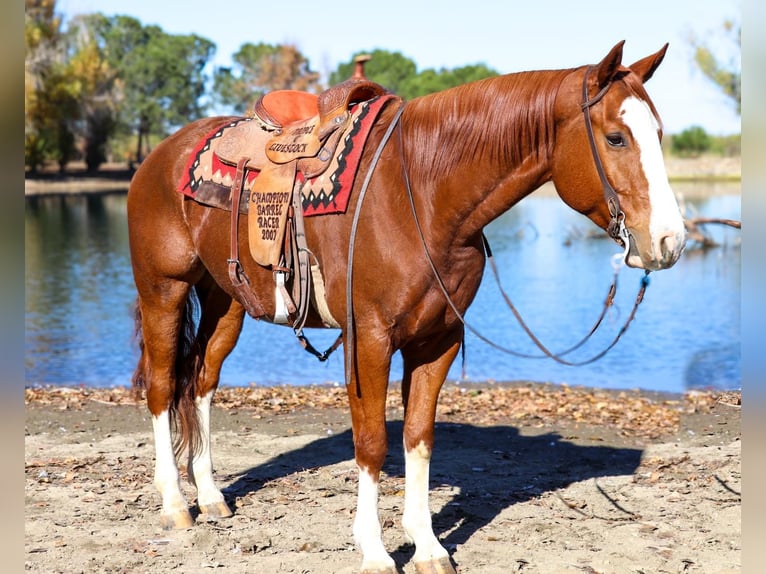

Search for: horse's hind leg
xmin=400 ymin=330 xmax=462 ymax=574
xmin=134 ymin=278 xmax=197 ymax=530
xmin=187 ymin=280 xmax=245 ymax=520
xmin=134 ymin=277 xmax=244 ymax=529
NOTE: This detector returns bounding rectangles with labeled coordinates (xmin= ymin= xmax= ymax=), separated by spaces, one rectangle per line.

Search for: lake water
xmin=25 ymin=181 xmax=741 ymax=394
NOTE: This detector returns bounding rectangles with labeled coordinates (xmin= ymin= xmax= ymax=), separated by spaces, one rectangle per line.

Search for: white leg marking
xmin=190 ymin=391 xmax=226 ymax=509
xmin=402 ymin=441 xmax=449 ymax=564
xmin=354 ymin=468 xmax=395 ymax=571
xmin=151 ymin=410 xmax=187 ymax=516
xmin=621 ymin=96 xmax=686 ymax=266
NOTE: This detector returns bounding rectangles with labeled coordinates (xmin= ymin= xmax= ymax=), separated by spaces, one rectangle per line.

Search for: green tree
xmin=690 ymin=19 xmax=741 ymax=114
xmin=400 ymin=63 xmax=498 ymax=99
xmin=25 ymin=0 xmax=78 ymax=171
xmin=672 ymin=125 xmax=712 ymax=157
xmin=329 ymin=49 xmax=417 ymax=95
xmin=213 ymin=43 xmax=321 ymax=114
xmin=329 ymin=50 xmax=497 ymax=99
xmin=62 ymin=14 xmax=121 ymax=171
xmin=91 ymin=14 xmax=215 ymax=162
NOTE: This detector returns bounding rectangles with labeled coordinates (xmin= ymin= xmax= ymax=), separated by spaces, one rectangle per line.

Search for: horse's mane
xmin=401 ymin=69 xmax=571 ymax=188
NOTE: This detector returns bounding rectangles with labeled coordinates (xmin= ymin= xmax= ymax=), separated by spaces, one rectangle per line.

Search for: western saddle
xmin=221 ymin=75 xmax=389 ymax=339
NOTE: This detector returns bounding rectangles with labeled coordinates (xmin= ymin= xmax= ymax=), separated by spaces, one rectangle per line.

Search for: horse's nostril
xmin=660 ymin=233 xmax=675 ymax=254
xmin=658 ymin=231 xmax=683 ymax=264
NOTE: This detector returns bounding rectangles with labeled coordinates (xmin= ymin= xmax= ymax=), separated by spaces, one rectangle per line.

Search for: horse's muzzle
xmin=625 ymin=228 xmax=686 ymax=270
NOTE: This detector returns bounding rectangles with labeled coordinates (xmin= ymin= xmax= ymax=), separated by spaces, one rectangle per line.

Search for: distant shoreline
xmin=24 ymin=156 xmax=741 ymax=197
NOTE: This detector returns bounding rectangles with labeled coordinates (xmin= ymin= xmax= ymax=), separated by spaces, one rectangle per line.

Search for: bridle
xmin=580 ymin=65 xmax=630 ymax=250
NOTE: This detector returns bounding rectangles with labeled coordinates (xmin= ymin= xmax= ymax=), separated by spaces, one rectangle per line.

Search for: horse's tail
xmin=131 ymin=292 xmax=203 ymax=459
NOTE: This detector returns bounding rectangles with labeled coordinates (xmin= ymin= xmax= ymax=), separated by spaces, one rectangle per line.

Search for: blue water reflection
xmin=25 ymin=182 xmax=741 ymax=394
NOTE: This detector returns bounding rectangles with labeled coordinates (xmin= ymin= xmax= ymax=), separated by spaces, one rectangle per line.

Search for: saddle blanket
xmin=176 ymin=94 xmax=396 ymax=217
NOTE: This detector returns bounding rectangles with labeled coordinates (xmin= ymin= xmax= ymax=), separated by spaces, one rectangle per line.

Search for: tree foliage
xmin=690 ymin=19 xmax=741 ymax=114
xmin=671 ymin=125 xmax=712 ymax=157
xmin=88 ymin=14 xmax=215 ymax=161
xmin=330 ymin=50 xmax=497 ymax=100
xmin=25 ymin=3 xmax=216 ymax=170
xmin=26 ymin=6 xmax=499 ymax=172
xmin=328 ymin=49 xmax=497 ymax=99
xmin=400 ymin=63 xmax=499 ymax=99
xmin=329 ymin=49 xmax=417 ymax=95
xmin=213 ymin=43 xmax=321 ymax=113
xmin=61 ymin=14 xmax=121 ymax=171
xmin=25 ymin=0 xmax=77 ymax=171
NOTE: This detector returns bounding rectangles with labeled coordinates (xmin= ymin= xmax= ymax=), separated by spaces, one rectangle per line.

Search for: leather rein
xmin=397 ymin=67 xmax=648 ymax=367
xmin=341 ymin=68 xmax=652 ymax=385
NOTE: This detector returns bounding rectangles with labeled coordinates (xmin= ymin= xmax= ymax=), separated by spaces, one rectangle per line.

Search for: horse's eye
xmin=606 ymin=133 xmax=626 ymax=147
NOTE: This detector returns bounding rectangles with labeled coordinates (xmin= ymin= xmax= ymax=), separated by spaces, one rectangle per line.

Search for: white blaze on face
xmin=620 ymin=96 xmax=686 ymax=267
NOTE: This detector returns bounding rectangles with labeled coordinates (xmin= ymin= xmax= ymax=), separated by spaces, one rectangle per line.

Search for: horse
xmin=127 ymin=41 xmax=686 ymax=574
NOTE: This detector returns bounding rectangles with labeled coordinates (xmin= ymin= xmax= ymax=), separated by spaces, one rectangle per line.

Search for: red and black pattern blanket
xmin=176 ymin=95 xmax=396 ymax=217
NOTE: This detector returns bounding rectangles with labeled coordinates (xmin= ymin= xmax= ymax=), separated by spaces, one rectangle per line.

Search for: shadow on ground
xmin=222 ymin=420 xmax=642 ymax=563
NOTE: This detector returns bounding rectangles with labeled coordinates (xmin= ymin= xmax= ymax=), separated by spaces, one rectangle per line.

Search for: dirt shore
xmin=25 ymin=384 xmax=741 ymax=573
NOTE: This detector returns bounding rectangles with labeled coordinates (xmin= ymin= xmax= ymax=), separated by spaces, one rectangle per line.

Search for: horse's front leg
xmin=400 ymin=331 xmax=462 ymax=574
xmin=345 ymin=336 xmax=397 ymax=574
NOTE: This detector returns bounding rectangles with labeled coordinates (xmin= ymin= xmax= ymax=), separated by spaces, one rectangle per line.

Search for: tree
xmin=62 ymin=14 xmax=121 ymax=171
xmin=672 ymin=126 xmax=711 ymax=157
xmin=25 ymin=0 xmax=78 ymax=171
xmin=690 ymin=19 xmax=741 ymax=114
xmin=92 ymin=15 xmax=215 ymax=162
xmin=213 ymin=43 xmax=321 ymax=114
xmin=329 ymin=49 xmax=416 ymax=95
xmin=329 ymin=50 xmax=498 ymax=99
xmin=400 ymin=63 xmax=498 ymax=99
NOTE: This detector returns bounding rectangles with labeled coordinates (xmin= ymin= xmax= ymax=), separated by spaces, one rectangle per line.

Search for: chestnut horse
xmin=127 ymin=41 xmax=685 ymax=573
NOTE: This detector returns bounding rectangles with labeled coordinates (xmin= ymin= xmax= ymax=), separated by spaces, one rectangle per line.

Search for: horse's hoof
xmin=414 ymin=557 xmax=457 ymax=574
xmin=159 ymin=509 xmax=194 ymax=530
xmin=198 ymin=501 xmax=234 ymax=519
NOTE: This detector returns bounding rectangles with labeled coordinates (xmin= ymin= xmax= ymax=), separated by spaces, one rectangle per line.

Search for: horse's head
xmin=551 ymin=41 xmax=686 ymax=270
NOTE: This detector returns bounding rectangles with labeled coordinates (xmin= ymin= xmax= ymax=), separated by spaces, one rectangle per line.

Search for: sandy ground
xmin=25 ymin=384 xmax=741 ymax=574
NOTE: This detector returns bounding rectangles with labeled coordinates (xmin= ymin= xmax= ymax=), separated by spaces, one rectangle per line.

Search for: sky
xmin=57 ymin=0 xmax=741 ymax=135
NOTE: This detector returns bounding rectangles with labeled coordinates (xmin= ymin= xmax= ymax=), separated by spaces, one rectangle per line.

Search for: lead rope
xmin=397 ymin=118 xmax=651 ymax=367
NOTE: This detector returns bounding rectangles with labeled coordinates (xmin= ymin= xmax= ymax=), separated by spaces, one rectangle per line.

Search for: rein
xmin=481 ymin=235 xmax=650 ymax=365
xmin=340 ymin=68 xmax=652 ymax=380
xmin=344 ymin=101 xmax=407 ymax=390
xmin=392 ymin=68 xmax=651 ymax=367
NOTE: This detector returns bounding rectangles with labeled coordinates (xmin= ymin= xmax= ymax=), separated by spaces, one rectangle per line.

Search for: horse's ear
xmin=595 ymin=40 xmax=626 ymax=88
xmin=628 ymin=43 xmax=669 ymax=83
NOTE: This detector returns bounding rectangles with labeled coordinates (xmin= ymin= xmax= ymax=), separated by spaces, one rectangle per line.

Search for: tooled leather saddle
xmin=209 ymin=78 xmax=390 ymax=327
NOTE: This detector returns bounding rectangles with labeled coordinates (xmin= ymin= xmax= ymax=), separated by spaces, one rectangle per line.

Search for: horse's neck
xmin=402 ymin=70 xmax=566 ymax=243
